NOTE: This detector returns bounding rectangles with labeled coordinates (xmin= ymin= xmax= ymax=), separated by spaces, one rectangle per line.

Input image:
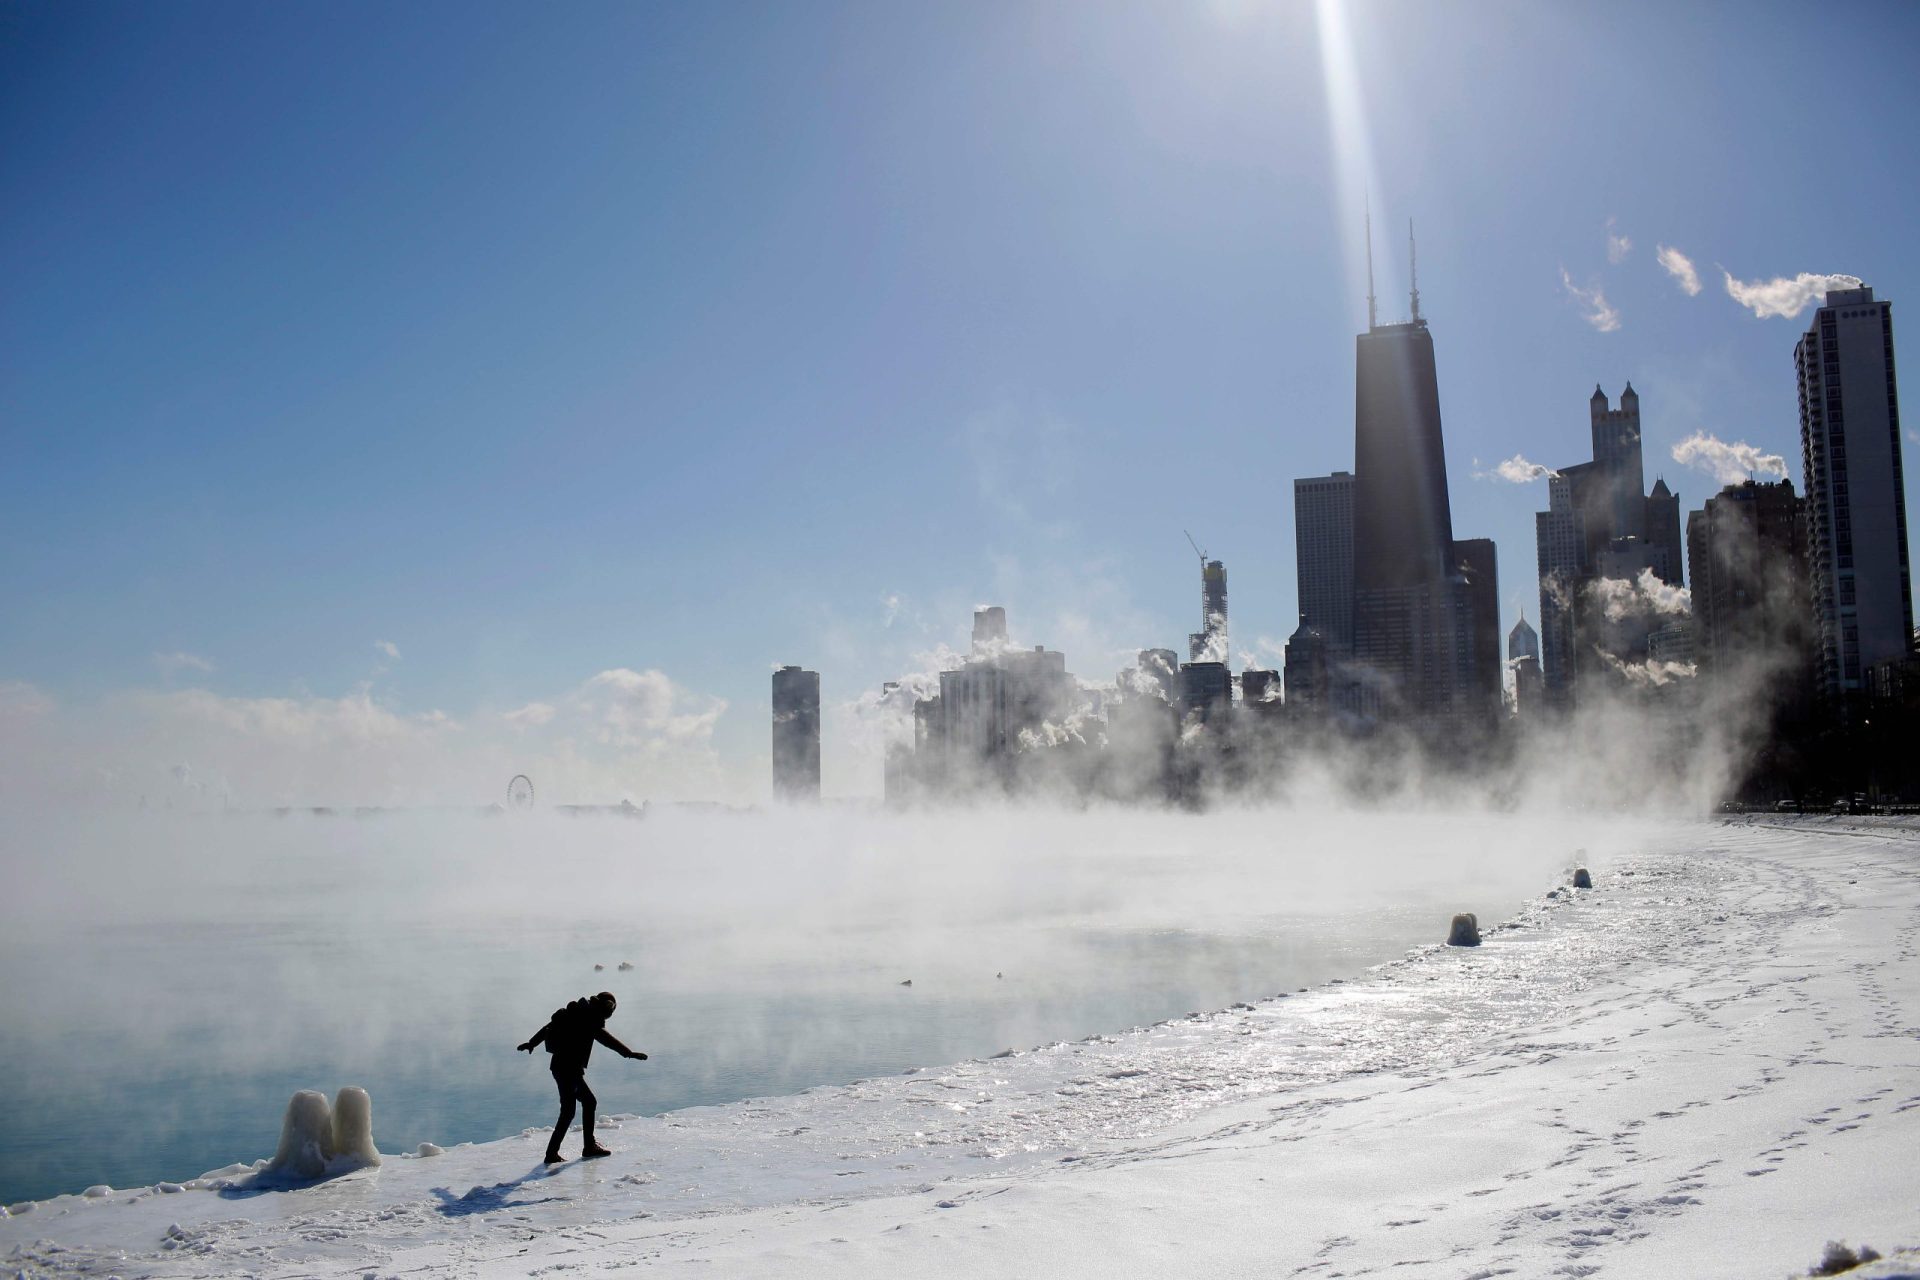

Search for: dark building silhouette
xmin=1687 ymin=479 xmax=1810 ymax=684
xmin=1353 ymin=319 xmax=1452 ymax=593
xmin=1343 ymin=222 xmax=1501 ymax=745
xmin=1509 ymin=614 xmax=1544 ymax=720
xmin=1796 ymin=284 xmax=1913 ymax=720
xmin=1189 ymin=559 xmax=1228 ymax=662
xmin=1178 ymin=661 xmax=1232 ymax=729
xmin=1535 ymin=386 xmax=1688 ymax=708
xmin=1293 ymin=472 xmax=1355 ymax=654
xmin=1451 ymin=537 xmax=1503 ymax=725
xmin=1283 ymin=620 xmax=1331 ymax=715
xmin=771 ymin=666 xmax=821 ymax=802
xmin=1239 ymin=668 xmax=1278 ymax=706
xmin=1645 ymin=476 xmax=1684 ymax=587
xmin=1589 ymin=383 xmax=1647 ymax=543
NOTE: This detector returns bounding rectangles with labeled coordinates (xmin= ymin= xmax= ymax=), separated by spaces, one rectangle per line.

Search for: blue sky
xmin=4 ymin=0 xmax=1918 ymax=803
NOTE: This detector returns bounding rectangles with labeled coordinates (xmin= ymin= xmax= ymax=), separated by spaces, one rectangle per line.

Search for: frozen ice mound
xmin=260 ymin=1087 xmax=382 ymax=1182
xmin=1446 ymin=913 xmax=1481 ymax=947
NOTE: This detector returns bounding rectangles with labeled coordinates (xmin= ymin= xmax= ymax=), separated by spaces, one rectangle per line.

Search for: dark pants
xmin=549 ymin=1065 xmax=596 ymax=1153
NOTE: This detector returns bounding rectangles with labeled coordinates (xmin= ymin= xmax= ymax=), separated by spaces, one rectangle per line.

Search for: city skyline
xmin=5 ymin=1 xmax=1919 ymax=804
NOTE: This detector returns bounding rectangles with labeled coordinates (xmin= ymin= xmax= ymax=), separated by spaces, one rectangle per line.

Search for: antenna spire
xmin=1408 ymin=218 xmax=1421 ymax=323
xmin=1364 ymin=195 xmax=1378 ymax=331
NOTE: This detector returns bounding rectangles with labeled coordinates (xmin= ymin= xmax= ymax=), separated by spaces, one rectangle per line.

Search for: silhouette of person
xmin=518 ymin=991 xmax=647 ymax=1163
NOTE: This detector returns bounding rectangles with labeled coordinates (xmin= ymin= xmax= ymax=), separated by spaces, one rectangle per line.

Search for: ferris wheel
xmin=507 ymin=774 xmax=535 ymax=810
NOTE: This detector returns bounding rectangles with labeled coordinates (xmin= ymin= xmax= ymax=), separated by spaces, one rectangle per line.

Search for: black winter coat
xmin=525 ymin=997 xmax=638 ymax=1073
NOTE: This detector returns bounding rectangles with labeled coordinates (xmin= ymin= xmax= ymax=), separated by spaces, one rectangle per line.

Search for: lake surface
xmin=0 ymin=806 xmax=1602 ymax=1205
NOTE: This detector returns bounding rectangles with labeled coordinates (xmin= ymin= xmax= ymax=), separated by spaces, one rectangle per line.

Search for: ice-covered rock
xmin=267 ymin=1089 xmax=336 ymax=1178
xmin=83 ymin=1184 xmax=112 ymax=1198
xmin=331 ymin=1087 xmax=381 ymax=1168
xmin=415 ymin=1142 xmax=445 ymax=1157
xmin=1446 ymin=913 xmax=1481 ymax=947
xmin=262 ymin=1087 xmax=381 ymax=1181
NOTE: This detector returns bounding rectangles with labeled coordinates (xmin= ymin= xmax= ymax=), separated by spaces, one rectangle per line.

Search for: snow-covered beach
xmin=5 ymin=816 xmax=1916 ymax=1278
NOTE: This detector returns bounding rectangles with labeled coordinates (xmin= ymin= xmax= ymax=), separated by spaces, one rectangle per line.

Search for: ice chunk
xmin=415 ymin=1142 xmax=445 ymax=1157
xmin=83 ymin=1184 xmax=112 ymax=1198
xmin=267 ymin=1089 xmax=337 ymax=1178
xmin=262 ymin=1086 xmax=381 ymax=1182
xmin=1573 ymin=867 xmax=1592 ymax=889
xmin=330 ymin=1087 xmax=381 ymax=1169
xmin=1446 ymin=913 xmax=1481 ymax=947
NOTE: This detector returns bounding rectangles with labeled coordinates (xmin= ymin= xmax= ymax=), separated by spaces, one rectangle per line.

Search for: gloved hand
xmin=630 ymin=1051 xmax=649 ymax=1061
xmin=517 ymin=1041 xmax=535 ymax=1053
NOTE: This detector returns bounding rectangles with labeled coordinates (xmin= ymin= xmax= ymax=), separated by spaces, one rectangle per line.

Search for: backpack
xmin=543 ymin=997 xmax=596 ymax=1054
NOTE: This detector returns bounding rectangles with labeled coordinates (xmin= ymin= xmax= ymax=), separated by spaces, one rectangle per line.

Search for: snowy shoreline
xmin=6 ymin=816 xmax=1918 ymax=1278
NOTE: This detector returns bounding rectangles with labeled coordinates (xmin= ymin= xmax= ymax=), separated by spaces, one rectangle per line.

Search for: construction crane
xmin=1184 ymin=529 xmax=1206 ymax=565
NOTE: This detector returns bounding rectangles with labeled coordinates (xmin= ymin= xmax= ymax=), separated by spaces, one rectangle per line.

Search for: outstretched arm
xmin=596 ymin=1027 xmax=647 ymax=1060
xmin=517 ymin=1023 xmax=551 ymax=1053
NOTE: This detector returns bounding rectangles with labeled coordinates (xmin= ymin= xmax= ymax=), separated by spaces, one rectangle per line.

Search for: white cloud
xmin=1606 ymin=217 xmax=1632 ymax=265
xmin=574 ymin=668 xmax=726 ymax=750
xmin=1656 ymin=244 xmax=1702 ymax=296
xmin=1671 ymin=431 xmax=1788 ymax=486
xmin=1722 ymin=270 xmax=1863 ymax=320
xmin=1477 ymin=454 xmax=1558 ymax=484
xmin=504 ymin=701 xmax=557 ymax=728
xmin=153 ymin=651 xmax=214 ymax=679
xmin=1559 ymin=268 xmax=1620 ymax=332
xmin=375 ymin=640 xmax=401 ymax=660
xmin=0 ymin=680 xmax=56 ymax=720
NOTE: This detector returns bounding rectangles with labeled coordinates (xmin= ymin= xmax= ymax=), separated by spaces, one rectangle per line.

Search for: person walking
xmin=518 ymin=991 xmax=647 ymax=1163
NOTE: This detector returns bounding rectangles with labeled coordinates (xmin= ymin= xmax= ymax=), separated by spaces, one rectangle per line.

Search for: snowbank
xmin=4 ymin=817 xmax=1916 ymax=1278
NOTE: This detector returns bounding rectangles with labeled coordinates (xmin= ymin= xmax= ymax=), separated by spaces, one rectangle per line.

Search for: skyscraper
xmin=1645 ymin=477 xmax=1684 ymax=586
xmin=1188 ymin=559 xmax=1228 ymax=662
xmin=1283 ymin=621 xmax=1330 ymax=715
xmin=1590 ymin=383 xmax=1647 ymax=542
xmin=1509 ymin=615 xmax=1544 ymax=719
xmin=1796 ymin=284 xmax=1913 ymax=716
xmin=1535 ymin=386 xmax=1687 ymax=706
xmin=1353 ymin=322 xmax=1452 ymax=594
xmin=771 ymin=665 xmax=821 ymax=802
xmin=1686 ymin=479 xmax=1809 ymax=684
xmin=1293 ymin=471 xmax=1354 ymax=653
xmin=1508 ymin=614 xmax=1541 ymax=665
xmin=1344 ymin=224 xmax=1500 ymax=743
xmin=971 ymin=606 xmax=1008 ymax=655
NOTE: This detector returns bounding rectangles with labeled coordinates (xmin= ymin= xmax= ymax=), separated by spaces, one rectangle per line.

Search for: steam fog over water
xmin=0 ymin=806 xmax=1641 ymax=1205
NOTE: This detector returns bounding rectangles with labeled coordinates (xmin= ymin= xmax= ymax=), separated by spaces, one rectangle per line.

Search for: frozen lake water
xmin=0 ymin=806 xmax=1597 ymax=1206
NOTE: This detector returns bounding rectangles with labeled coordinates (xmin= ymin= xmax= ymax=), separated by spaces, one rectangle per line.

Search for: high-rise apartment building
xmin=1686 ymin=479 xmax=1810 ymax=684
xmin=771 ymin=665 xmax=821 ymax=802
xmin=1293 ymin=471 xmax=1355 ymax=653
xmin=1796 ymin=284 xmax=1913 ymax=716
